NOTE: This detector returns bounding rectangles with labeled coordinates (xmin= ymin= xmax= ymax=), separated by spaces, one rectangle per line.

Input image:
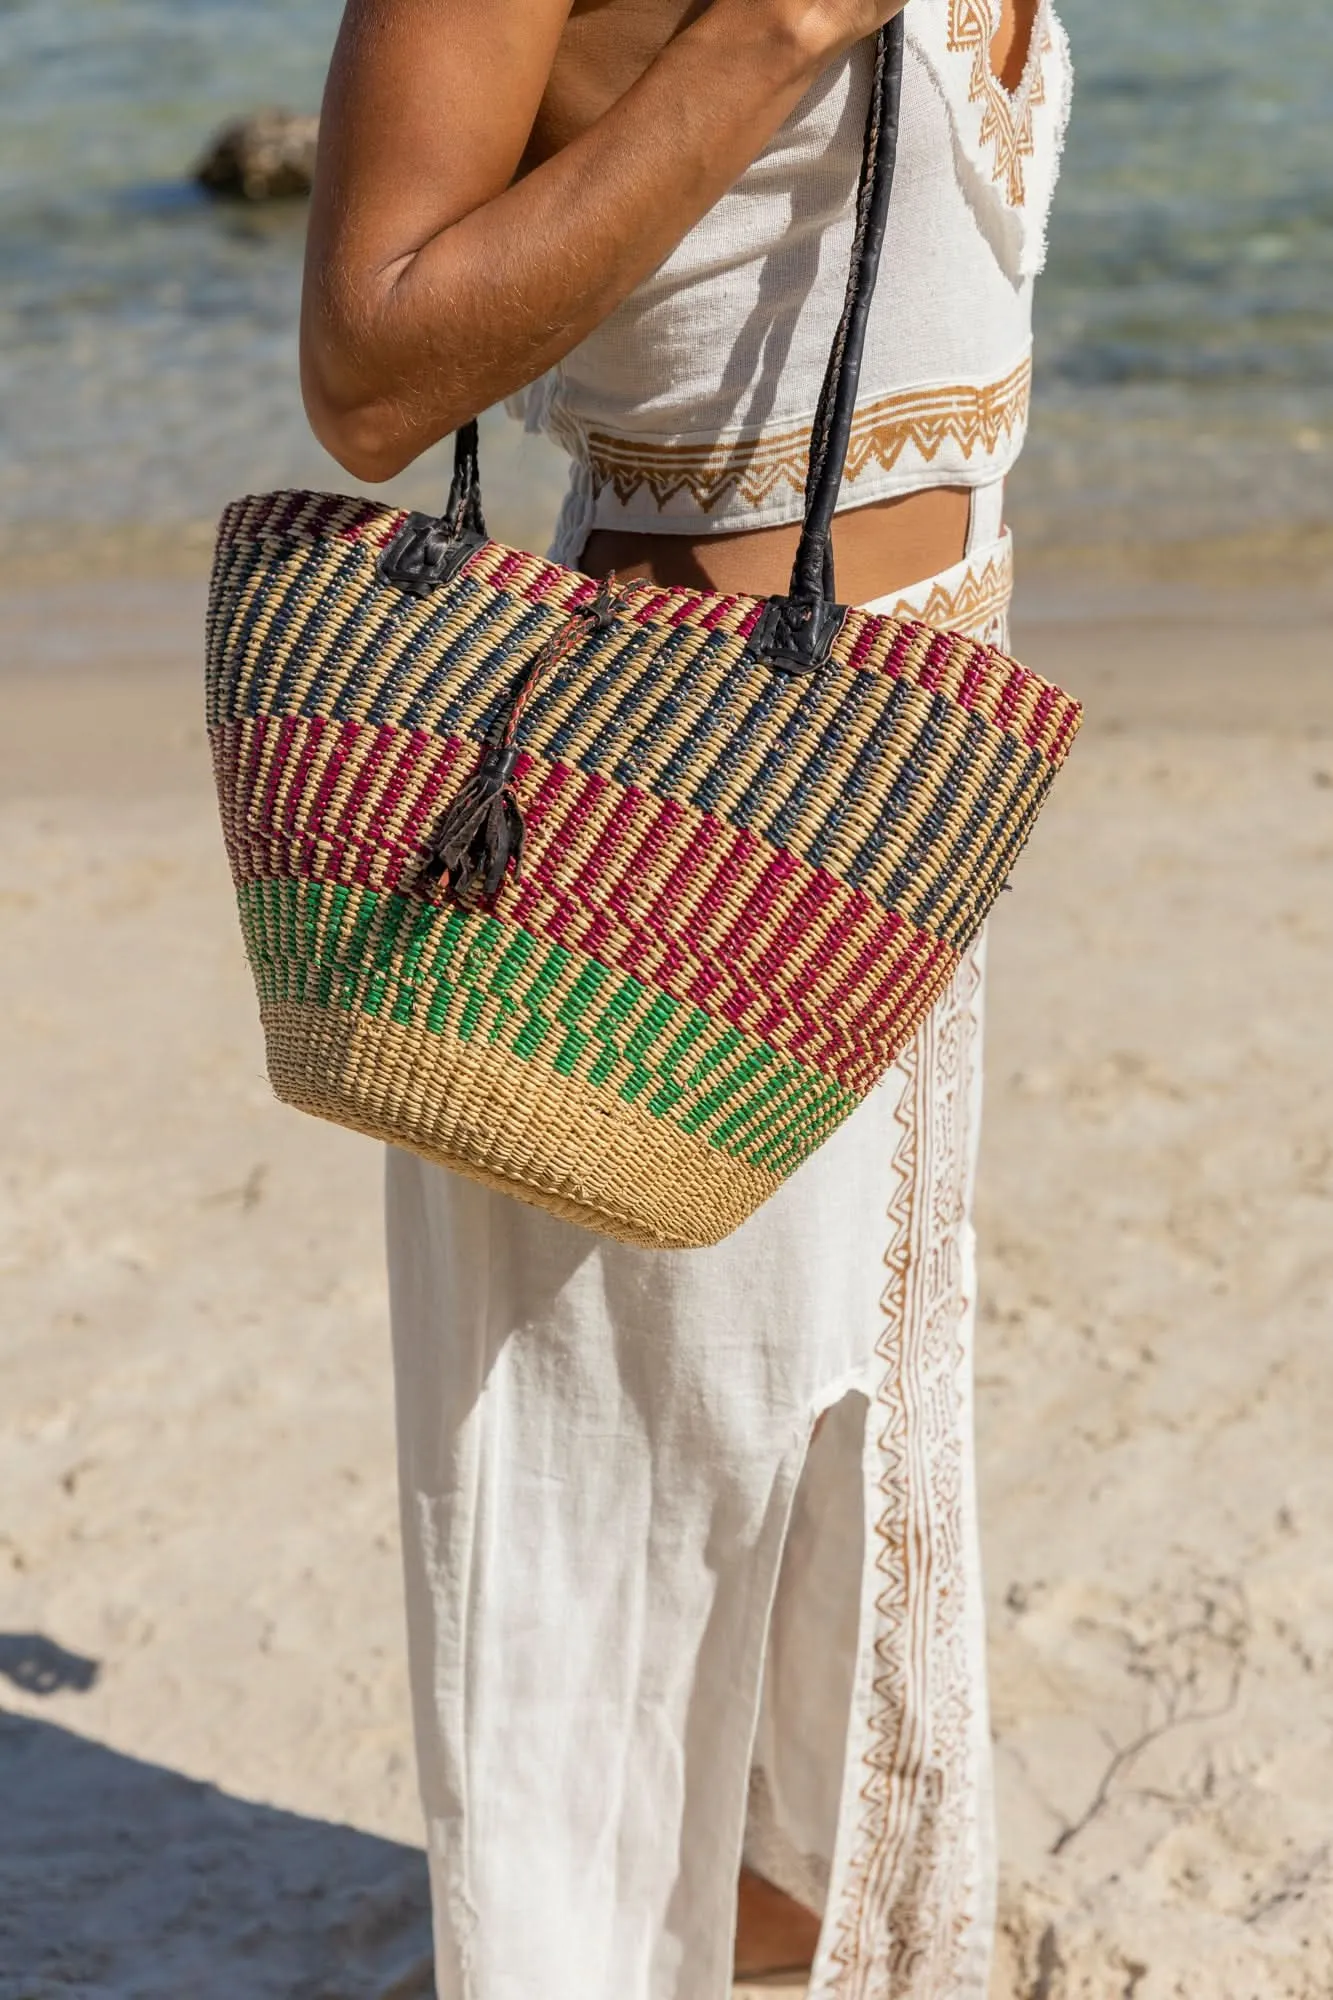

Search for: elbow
xmin=299 ymin=248 xmax=480 ymax=483
xmin=299 ymin=308 xmax=446 ymax=485
xmin=307 ymin=395 xmax=416 ymax=486
xmin=300 ymin=355 xmax=415 ymax=485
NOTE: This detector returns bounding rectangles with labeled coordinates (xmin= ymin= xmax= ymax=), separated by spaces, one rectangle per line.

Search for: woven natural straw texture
xmin=207 ymin=490 xmax=1081 ymax=1248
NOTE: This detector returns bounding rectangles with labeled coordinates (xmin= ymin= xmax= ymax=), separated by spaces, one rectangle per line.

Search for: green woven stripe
xmin=238 ymin=878 xmax=854 ymax=1177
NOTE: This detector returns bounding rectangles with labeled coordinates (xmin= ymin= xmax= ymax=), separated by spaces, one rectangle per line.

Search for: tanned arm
xmin=301 ymin=0 xmax=909 ymax=481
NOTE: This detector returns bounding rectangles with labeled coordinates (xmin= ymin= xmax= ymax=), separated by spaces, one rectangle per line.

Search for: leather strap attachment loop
xmin=745 ymin=594 xmax=848 ymax=676
xmin=377 ymin=515 xmax=485 ymax=597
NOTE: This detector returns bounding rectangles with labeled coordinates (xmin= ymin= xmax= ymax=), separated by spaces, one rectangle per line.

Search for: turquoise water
xmin=1 ymin=0 xmax=1330 ymax=552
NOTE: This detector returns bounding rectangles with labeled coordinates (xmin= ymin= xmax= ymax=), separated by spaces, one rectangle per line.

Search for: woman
xmin=300 ymin=0 xmax=1071 ymax=1993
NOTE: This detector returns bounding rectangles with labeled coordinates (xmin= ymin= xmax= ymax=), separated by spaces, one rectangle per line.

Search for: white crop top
xmin=509 ymin=0 xmax=1072 ymax=559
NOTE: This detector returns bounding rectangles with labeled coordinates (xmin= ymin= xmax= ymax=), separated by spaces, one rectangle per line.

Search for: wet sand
xmin=2 ymin=560 xmax=1331 ymax=1997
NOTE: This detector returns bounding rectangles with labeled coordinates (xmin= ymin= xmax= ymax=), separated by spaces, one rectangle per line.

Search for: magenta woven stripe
xmin=215 ymin=712 xmax=959 ymax=1091
xmin=223 ymin=707 xmax=942 ymax=1010
xmin=846 ymin=619 xmax=881 ymax=673
xmin=992 ymin=662 xmax=1033 ymax=732
xmin=957 ymin=655 xmax=989 ymax=710
xmin=918 ymin=627 xmax=959 ymax=691
xmin=1024 ymin=680 xmax=1061 ymax=749
xmin=518 ymin=558 xmax=567 ymax=605
xmin=1046 ymin=696 xmax=1082 ymax=767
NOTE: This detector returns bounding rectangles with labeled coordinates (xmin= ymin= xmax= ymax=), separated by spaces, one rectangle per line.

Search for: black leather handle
xmin=788 ymin=27 xmax=904 ymax=614
xmin=745 ymin=16 xmax=905 ymax=670
xmin=405 ymin=20 xmax=906 ymax=672
xmin=442 ymin=414 xmax=487 ymax=540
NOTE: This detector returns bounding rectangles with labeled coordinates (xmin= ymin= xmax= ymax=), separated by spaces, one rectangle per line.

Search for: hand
xmin=754 ymin=0 xmax=912 ymax=65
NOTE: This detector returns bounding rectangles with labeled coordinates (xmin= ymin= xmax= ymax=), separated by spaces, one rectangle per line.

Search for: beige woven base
xmin=262 ymin=1000 xmax=786 ymax=1250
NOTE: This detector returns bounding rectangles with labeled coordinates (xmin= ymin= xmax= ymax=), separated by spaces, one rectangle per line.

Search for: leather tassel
xmin=417 ymin=575 xmax=619 ymax=909
xmin=416 ymin=740 xmax=525 ymax=906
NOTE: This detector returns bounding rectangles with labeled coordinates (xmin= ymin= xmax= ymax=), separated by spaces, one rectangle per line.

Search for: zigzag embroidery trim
xmin=579 ymin=359 xmax=1032 ymax=515
xmin=874 ymin=546 xmax=1014 ymax=643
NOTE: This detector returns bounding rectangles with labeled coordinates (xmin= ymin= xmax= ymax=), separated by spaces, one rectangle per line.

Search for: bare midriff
xmin=580 ymin=485 xmax=973 ymax=601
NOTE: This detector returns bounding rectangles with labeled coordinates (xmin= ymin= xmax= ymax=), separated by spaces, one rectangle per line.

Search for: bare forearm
xmin=302 ymin=0 xmax=853 ymax=479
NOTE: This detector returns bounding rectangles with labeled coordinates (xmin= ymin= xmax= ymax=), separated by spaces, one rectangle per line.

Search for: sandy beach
xmin=2 ymin=551 xmax=1332 ymax=1997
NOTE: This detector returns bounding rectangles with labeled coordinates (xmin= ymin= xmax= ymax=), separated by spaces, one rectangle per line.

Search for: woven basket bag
xmin=206 ymin=21 xmax=1081 ymax=1249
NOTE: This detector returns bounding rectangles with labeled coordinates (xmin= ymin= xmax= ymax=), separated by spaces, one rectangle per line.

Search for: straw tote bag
xmin=206 ymin=19 xmax=1081 ymax=1249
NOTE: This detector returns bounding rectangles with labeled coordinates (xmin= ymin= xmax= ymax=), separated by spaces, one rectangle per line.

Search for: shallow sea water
xmin=1 ymin=0 xmax=1330 ymax=555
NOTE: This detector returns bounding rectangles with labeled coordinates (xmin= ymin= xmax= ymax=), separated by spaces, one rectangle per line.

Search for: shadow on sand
xmin=0 ymin=1698 xmax=433 ymax=1998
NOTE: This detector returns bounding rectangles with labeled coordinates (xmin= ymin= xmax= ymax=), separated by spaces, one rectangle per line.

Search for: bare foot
xmin=733 ymin=1865 xmax=821 ymax=1983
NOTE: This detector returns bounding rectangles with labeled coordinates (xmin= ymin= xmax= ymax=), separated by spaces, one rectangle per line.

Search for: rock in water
xmin=195 ymin=109 xmax=319 ymax=201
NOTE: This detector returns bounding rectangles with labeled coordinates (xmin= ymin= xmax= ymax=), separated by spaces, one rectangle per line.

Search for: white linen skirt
xmin=385 ymin=502 xmax=1013 ymax=2000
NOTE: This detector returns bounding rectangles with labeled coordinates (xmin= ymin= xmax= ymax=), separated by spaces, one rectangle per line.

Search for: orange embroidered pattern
xmin=817 ymin=947 xmax=990 ymax=2000
xmin=946 ymin=0 xmax=1052 ymax=207
xmin=876 ymin=546 xmax=1014 ymax=648
xmin=580 ymin=359 xmax=1031 ymax=516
